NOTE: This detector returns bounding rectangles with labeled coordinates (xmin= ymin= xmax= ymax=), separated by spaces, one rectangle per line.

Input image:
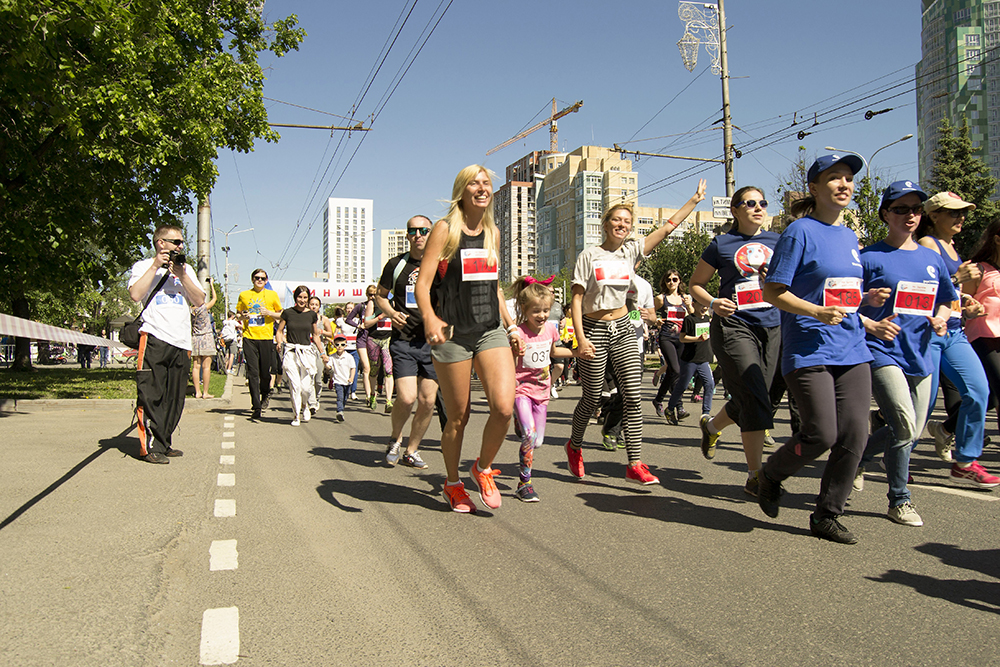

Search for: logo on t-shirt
xmin=734 ymin=242 xmax=773 ymax=278
xmin=926 ymin=265 xmax=937 ymax=280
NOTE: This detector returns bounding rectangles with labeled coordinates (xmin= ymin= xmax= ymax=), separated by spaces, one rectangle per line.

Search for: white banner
xmin=266 ymin=281 xmax=371 ymax=308
xmin=0 ymin=313 xmax=119 ymax=348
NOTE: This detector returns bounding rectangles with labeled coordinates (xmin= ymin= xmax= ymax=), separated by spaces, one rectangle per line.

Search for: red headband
xmin=524 ymin=275 xmax=555 ymax=286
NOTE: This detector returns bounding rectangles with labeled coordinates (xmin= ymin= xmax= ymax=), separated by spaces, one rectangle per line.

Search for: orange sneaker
xmin=565 ymin=440 xmax=585 ymax=478
xmin=470 ymin=459 xmax=502 ymax=509
xmin=626 ymin=461 xmax=659 ymax=485
xmin=442 ymin=482 xmax=476 ymax=513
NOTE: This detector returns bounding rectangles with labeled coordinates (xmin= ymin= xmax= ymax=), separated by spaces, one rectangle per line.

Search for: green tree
xmin=772 ymin=145 xmax=813 ymax=227
xmin=0 ymin=1 xmax=305 ymax=369
xmin=844 ymin=173 xmax=885 ymax=248
xmin=638 ymin=228 xmax=719 ymax=295
xmin=928 ymin=116 xmax=1000 ymax=256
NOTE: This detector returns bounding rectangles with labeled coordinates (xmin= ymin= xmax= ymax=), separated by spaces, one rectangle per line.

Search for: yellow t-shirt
xmin=237 ymin=288 xmax=282 ymax=340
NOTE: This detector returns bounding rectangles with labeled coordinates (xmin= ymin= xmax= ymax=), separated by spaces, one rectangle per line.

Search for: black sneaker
xmin=142 ymin=452 xmax=169 ymax=464
xmin=260 ymin=394 xmax=270 ymax=412
xmin=665 ymin=408 xmax=679 ymax=426
xmin=164 ymin=448 xmax=184 ymax=457
xmin=757 ymin=470 xmax=783 ymax=518
xmin=251 ymin=409 xmax=261 ymax=421
xmin=675 ymin=407 xmax=691 ymax=420
xmin=809 ymin=513 xmax=858 ymax=544
xmin=699 ymin=415 xmax=720 ymax=460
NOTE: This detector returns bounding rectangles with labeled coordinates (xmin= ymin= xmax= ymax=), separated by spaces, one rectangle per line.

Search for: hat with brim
xmin=924 ymin=191 xmax=976 ymax=212
xmin=807 ymin=154 xmax=865 ymax=183
xmin=333 ymin=334 xmax=346 ymax=342
xmin=880 ymin=180 xmax=928 ymax=210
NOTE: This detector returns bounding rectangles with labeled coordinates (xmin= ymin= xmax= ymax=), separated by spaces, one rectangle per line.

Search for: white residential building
xmin=323 ymin=198 xmax=373 ymax=284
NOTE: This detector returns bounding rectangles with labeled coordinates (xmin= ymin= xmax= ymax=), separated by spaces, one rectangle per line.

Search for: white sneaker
xmin=852 ymin=465 xmax=865 ymax=492
xmin=291 ymin=418 xmax=300 ymax=427
xmin=385 ymin=442 xmax=402 ymax=466
xmin=351 ymin=392 xmax=357 ymax=401
xmin=550 ymin=386 xmax=559 ymax=399
xmin=302 ymin=408 xmax=310 ymax=423
xmin=887 ymin=501 xmax=923 ymax=526
xmin=926 ymin=420 xmax=954 ymax=462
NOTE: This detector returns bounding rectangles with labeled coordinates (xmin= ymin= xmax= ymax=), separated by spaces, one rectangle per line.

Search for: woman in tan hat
xmin=916 ymin=192 xmax=998 ymax=489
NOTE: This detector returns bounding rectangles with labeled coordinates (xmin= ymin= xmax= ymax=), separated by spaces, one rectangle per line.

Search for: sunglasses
xmin=943 ymin=209 xmax=969 ymax=219
xmin=738 ymin=200 xmax=768 ymax=210
xmin=253 ymin=275 xmax=267 ymax=281
xmin=667 ymin=277 xmax=680 ymax=283
xmin=162 ymin=238 xmax=184 ymax=246
xmin=406 ymin=227 xmax=431 ymax=236
xmin=887 ymin=205 xmax=923 ymax=216
xmin=335 ymin=342 xmax=346 ymax=346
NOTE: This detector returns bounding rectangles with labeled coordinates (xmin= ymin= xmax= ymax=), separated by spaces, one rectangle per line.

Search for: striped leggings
xmin=571 ymin=315 xmax=645 ymax=462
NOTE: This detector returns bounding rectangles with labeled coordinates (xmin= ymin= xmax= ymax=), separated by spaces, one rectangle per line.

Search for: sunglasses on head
xmin=887 ymin=205 xmax=923 ymax=216
xmin=738 ymin=200 xmax=768 ymax=210
xmin=406 ymin=227 xmax=431 ymax=236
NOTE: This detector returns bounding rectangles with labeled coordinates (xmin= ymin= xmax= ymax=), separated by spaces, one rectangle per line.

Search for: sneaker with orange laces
xmin=442 ymin=482 xmax=477 ymax=513
xmin=626 ymin=461 xmax=659 ymax=485
xmin=565 ymin=440 xmax=585 ymax=478
xmin=470 ymin=459 xmax=502 ymax=509
xmin=948 ymin=461 xmax=1000 ymax=489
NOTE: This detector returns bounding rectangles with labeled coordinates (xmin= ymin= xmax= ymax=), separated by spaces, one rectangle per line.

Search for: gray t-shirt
xmin=573 ymin=238 xmax=645 ymax=314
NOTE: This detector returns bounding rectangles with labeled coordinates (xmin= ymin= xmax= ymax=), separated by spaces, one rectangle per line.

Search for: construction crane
xmin=486 ymin=98 xmax=583 ymax=156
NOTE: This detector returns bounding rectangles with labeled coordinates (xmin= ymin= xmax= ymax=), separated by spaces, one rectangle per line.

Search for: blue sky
xmin=187 ymin=0 xmax=925 ymax=299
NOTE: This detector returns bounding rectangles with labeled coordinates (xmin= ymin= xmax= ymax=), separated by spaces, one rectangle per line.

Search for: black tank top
xmin=432 ymin=231 xmax=500 ymax=337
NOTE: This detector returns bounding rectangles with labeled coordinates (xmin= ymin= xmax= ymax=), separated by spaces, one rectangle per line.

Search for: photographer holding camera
xmin=128 ymin=224 xmax=205 ymax=464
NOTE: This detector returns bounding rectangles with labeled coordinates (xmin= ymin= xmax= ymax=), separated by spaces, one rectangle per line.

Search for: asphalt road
xmin=1 ymin=374 xmax=998 ymax=666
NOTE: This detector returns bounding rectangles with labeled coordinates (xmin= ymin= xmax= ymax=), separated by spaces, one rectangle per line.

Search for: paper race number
xmin=823 ymin=277 xmax=862 ymax=313
xmin=735 ymin=279 xmax=768 ymax=310
xmin=461 ymin=249 xmax=497 ymax=281
xmin=893 ymin=281 xmax=937 ymax=317
xmin=523 ymin=341 xmax=551 ymax=369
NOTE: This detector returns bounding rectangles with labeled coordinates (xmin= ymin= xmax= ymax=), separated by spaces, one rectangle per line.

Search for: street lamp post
xmin=214 ymin=225 xmax=254 ymax=314
xmin=824 ymin=133 xmax=914 ymax=182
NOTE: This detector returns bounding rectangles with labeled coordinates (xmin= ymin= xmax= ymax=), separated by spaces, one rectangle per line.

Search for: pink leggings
xmin=514 ymin=395 xmax=548 ymax=484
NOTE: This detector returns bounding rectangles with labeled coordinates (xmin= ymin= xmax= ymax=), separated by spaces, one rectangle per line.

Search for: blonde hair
xmin=601 ymin=203 xmax=636 ymax=242
xmin=439 ymin=165 xmax=499 ymax=264
xmin=511 ymin=276 xmax=555 ymax=324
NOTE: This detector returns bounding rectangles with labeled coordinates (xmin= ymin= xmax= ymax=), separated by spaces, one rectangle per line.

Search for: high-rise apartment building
xmin=380 ymin=229 xmax=409 ymax=270
xmin=917 ymin=0 xmax=1000 ymax=193
xmin=322 ymin=198 xmax=373 ymax=284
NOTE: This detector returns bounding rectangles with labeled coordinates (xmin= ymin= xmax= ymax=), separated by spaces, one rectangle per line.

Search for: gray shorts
xmin=430 ymin=325 xmax=508 ymax=364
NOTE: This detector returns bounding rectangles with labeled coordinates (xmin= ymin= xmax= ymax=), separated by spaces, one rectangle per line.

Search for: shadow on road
xmin=866 ymin=569 xmax=1000 ymax=615
xmin=316 ymin=475 xmax=466 ymax=515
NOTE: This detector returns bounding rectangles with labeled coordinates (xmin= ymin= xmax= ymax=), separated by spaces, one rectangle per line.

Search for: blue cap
xmin=807 ymin=153 xmax=864 ymax=183
xmin=880 ymin=180 xmax=928 ymax=209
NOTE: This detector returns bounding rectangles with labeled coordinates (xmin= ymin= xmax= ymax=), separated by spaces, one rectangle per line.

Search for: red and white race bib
xmin=523 ymin=341 xmax=551 ymax=369
xmin=893 ymin=281 xmax=937 ymax=317
xmin=735 ymin=278 xmax=768 ymax=310
xmin=823 ymin=277 xmax=862 ymax=313
xmin=664 ymin=305 xmax=686 ymax=327
xmin=461 ymin=249 xmax=497 ymax=281
xmin=377 ymin=317 xmax=392 ymax=331
xmin=594 ymin=260 xmax=630 ymax=286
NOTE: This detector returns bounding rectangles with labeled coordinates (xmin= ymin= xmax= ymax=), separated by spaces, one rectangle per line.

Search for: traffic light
xmin=554 ymin=286 xmax=564 ymax=305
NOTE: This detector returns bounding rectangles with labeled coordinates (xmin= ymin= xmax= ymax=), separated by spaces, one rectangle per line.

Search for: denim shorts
xmin=430 ymin=325 xmax=508 ymax=363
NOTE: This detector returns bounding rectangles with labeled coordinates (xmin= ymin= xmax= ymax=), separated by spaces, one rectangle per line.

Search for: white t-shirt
xmin=573 ymin=238 xmax=645 ymax=314
xmin=627 ymin=275 xmax=654 ymax=354
xmin=220 ymin=318 xmax=238 ymax=342
xmin=128 ymin=258 xmax=205 ymax=351
xmin=330 ymin=350 xmax=357 ymax=385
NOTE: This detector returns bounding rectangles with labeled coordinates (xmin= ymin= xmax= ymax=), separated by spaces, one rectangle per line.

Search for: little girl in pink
xmin=511 ymin=276 xmax=577 ymax=502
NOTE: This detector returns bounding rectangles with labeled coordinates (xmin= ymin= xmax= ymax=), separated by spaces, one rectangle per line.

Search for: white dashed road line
xmin=214 ymin=499 xmax=236 ymax=517
xmin=217 ymin=473 xmax=235 ymax=487
xmin=200 ymin=607 xmax=239 ymax=665
xmin=220 ymin=455 xmax=235 ymax=465
xmin=209 ymin=540 xmax=239 ymax=571
xmin=221 ymin=441 xmax=235 ymax=449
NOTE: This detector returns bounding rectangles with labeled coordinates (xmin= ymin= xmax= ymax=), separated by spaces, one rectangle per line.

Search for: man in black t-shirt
xmin=375 ymin=215 xmax=440 ymax=469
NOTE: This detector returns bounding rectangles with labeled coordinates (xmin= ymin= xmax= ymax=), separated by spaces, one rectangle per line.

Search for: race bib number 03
xmin=823 ymin=277 xmax=862 ymax=313
xmin=893 ymin=281 xmax=937 ymax=317
xmin=523 ymin=341 xmax=551 ymax=369
xmin=593 ymin=260 xmax=630 ymax=286
xmin=735 ymin=279 xmax=768 ymax=310
xmin=461 ymin=249 xmax=497 ymax=281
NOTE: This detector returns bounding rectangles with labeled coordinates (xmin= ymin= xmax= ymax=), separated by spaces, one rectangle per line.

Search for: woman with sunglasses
xmin=276 ymin=285 xmax=330 ymax=426
xmin=688 ymin=186 xmax=782 ymax=495
xmin=566 ymin=180 xmax=706 ymax=486
xmin=651 ymin=269 xmax=693 ymax=423
xmin=415 ymin=165 xmax=521 ymax=513
xmin=854 ymin=181 xmax=956 ymax=527
xmin=758 ymin=154 xmax=875 ymax=544
xmin=953 ymin=217 xmax=1000 ymax=488
xmin=345 ymin=286 xmax=379 ymax=407
xmin=237 ymin=269 xmax=282 ymax=420
xmin=914 ymin=193 xmax=993 ymax=482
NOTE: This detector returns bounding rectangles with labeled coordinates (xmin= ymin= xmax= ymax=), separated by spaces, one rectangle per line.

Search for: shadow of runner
xmin=0 ymin=422 xmax=135 ymax=531
xmin=915 ymin=543 xmax=1000 ymax=581
xmin=316 ymin=474 xmax=471 ymax=515
xmin=866 ymin=570 xmax=1000 ymax=615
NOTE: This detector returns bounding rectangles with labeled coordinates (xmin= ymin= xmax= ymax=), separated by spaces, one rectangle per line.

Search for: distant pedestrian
xmin=220 ymin=311 xmax=242 ymax=375
xmin=237 ymin=269 xmax=282 ymax=420
xmin=191 ymin=278 xmax=218 ymax=398
xmin=308 ymin=296 xmax=334 ymax=414
xmin=651 ymin=269 xmax=693 ymax=421
xmin=667 ymin=300 xmax=714 ymax=423
xmin=329 ymin=333 xmax=356 ymax=422
xmin=276 ymin=285 xmax=329 ymax=426
xmin=98 ymin=330 xmax=109 ymax=369
xmin=127 ymin=224 xmax=205 ymax=464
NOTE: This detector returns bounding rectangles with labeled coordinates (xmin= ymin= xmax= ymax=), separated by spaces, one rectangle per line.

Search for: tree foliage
xmin=844 ymin=173 xmax=886 ymax=248
xmin=0 ymin=1 xmax=305 ymax=368
xmin=638 ymin=228 xmax=719 ymax=295
xmin=928 ymin=116 xmax=1000 ymax=256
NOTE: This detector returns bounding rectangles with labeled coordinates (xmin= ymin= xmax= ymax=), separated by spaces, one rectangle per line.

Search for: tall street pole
xmin=197 ymin=196 xmax=211 ymax=288
xmin=718 ymin=0 xmax=735 ymax=197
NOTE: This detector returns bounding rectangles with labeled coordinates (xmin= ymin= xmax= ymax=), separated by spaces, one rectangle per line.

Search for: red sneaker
xmin=565 ymin=440 xmax=585 ymax=478
xmin=442 ymin=482 xmax=477 ymax=513
xmin=469 ymin=459 xmax=502 ymax=509
xmin=949 ymin=461 xmax=1000 ymax=489
xmin=626 ymin=461 xmax=659 ymax=485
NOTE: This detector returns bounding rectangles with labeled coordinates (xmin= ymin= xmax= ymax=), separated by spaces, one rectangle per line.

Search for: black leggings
xmin=653 ymin=331 xmax=682 ymax=404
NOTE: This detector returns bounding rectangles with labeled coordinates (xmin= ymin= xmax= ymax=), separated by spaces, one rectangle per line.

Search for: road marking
xmin=223 ymin=431 xmax=235 ymax=438
xmin=214 ymin=499 xmax=236 ymax=517
xmin=200 ymin=606 xmax=239 ymax=665
xmin=224 ymin=415 xmax=235 ymax=422
xmin=220 ymin=455 xmax=235 ymax=465
xmin=221 ymin=441 xmax=235 ymax=449
xmin=217 ymin=473 xmax=235 ymax=487
xmin=209 ymin=539 xmax=238 ymax=570
xmin=910 ymin=483 xmax=999 ymax=501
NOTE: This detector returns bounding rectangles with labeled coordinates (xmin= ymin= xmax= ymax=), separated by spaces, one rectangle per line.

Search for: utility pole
xmin=215 ymin=225 xmax=254 ymax=314
xmin=717 ymin=0 xmax=735 ymax=196
xmin=197 ymin=197 xmax=211 ymax=287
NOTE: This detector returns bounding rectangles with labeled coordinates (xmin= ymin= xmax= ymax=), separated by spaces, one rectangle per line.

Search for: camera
xmin=169 ymin=249 xmax=186 ymax=266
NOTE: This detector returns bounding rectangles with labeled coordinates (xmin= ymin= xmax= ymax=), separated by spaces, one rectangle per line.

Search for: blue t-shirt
xmin=765 ymin=216 xmax=873 ymax=374
xmin=701 ymin=228 xmax=781 ymax=328
xmin=859 ymin=241 xmax=957 ymax=376
xmin=928 ymin=236 xmax=964 ymax=333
